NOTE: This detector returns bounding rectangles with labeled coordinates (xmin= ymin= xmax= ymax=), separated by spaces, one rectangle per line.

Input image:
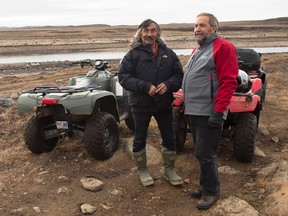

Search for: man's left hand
xmin=208 ymin=110 xmax=223 ymax=129
xmin=156 ymin=83 xmax=167 ymax=95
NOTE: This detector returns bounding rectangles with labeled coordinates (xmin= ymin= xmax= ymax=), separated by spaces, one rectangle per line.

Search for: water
xmin=0 ymin=47 xmax=288 ymax=64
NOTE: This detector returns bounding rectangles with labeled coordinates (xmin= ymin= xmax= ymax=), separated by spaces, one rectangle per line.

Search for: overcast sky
xmin=1 ymin=0 xmax=287 ymax=27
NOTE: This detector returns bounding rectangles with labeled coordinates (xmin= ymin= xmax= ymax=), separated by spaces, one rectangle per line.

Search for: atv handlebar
xmin=79 ymin=59 xmax=110 ymax=70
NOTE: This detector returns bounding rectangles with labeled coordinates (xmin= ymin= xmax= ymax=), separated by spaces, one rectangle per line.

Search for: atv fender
xmin=60 ymin=90 xmax=117 ymax=116
xmin=229 ymin=94 xmax=260 ymax=112
xmin=18 ymin=90 xmax=119 ymax=120
xmin=18 ymin=93 xmax=43 ymax=113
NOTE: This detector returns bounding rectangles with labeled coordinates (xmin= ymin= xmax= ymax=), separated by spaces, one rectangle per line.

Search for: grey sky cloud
xmin=1 ymin=0 xmax=287 ymax=27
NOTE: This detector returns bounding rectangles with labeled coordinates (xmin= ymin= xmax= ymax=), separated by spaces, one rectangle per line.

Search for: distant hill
xmin=219 ymin=17 xmax=288 ymax=26
xmin=0 ymin=24 xmax=111 ymax=29
xmin=1 ymin=17 xmax=287 ymax=29
xmin=263 ymin=17 xmax=288 ymax=24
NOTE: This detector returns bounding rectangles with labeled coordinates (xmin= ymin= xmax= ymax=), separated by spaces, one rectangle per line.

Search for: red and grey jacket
xmin=182 ymin=33 xmax=238 ymax=117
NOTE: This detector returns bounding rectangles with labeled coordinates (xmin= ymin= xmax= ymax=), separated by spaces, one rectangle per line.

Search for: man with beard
xmin=118 ymin=19 xmax=184 ymax=187
xmin=182 ymin=13 xmax=238 ymax=209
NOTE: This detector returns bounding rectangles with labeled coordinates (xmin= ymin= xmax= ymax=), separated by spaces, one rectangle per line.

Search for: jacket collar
xmin=136 ymin=42 xmax=166 ymax=52
xmin=199 ymin=33 xmax=218 ymax=48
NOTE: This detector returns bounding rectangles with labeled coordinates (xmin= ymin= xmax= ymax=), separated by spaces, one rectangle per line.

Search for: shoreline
xmin=1 ymin=19 xmax=288 ymax=57
xmin=1 ymin=41 xmax=288 ymax=58
xmin=1 ymin=18 xmax=288 ymax=75
xmin=0 ymin=52 xmax=285 ymax=76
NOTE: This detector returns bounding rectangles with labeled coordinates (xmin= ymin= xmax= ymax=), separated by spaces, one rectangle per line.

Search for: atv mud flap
xmin=229 ymin=95 xmax=260 ymax=112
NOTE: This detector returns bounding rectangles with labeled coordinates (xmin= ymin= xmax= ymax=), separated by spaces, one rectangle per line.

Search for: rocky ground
xmin=0 ymin=18 xmax=288 ymax=215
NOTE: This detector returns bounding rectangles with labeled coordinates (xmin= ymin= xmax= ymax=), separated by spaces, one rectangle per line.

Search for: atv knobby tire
xmin=84 ymin=112 xmax=119 ymax=160
xmin=24 ymin=115 xmax=58 ymax=154
xmin=233 ymin=112 xmax=257 ymax=162
xmin=173 ymin=107 xmax=187 ymax=152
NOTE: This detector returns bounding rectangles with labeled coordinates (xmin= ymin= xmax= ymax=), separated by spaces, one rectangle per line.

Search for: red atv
xmin=173 ymin=48 xmax=267 ymax=162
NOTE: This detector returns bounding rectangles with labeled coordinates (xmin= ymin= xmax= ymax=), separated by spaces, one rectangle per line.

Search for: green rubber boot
xmin=162 ymin=148 xmax=184 ymax=186
xmin=133 ymin=149 xmax=154 ymax=187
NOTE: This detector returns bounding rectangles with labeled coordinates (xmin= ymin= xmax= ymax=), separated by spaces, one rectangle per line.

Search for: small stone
xmin=271 ymin=136 xmax=279 ymax=143
xmin=111 ymin=189 xmax=122 ymax=196
xmin=81 ymin=177 xmax=104 ymax=191
xmin=58 ymin=175 xmax=68 ymax=181
xmin=80 ymin=204 xmax=96 ymax=214
xmin=33 ymin=206 xmax=41 ymax=213
xmin=254 ymin=146 xmax=267 ymax=157
xmin=37 ymin=171 xmax=49 ymax=175
xmin=57 ymin=187 xmax=69 ymax=194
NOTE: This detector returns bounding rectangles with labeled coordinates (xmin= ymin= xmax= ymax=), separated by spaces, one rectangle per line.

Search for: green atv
xmin=18 ymin=59 xmax=134 ymax=160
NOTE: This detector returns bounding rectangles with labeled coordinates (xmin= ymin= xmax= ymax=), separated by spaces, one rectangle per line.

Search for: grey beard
xmin=197 ymin=37 xmax=207 ymax=46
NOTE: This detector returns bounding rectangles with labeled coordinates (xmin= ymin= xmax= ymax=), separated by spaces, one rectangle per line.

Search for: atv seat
xmin=72 ymin=78 xmax=101 ymax=89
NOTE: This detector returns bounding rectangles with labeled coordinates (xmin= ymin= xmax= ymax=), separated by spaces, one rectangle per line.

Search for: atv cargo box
xmin=237 ymin=48 xmax=261 ymax=72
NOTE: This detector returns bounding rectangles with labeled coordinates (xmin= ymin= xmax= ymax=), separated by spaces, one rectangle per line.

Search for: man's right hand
xmin=148 ymin=85 xmax=157 ymax=96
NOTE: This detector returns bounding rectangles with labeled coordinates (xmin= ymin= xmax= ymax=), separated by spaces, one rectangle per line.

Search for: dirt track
xmin=1 ymin=18 xmax=288 ymax=215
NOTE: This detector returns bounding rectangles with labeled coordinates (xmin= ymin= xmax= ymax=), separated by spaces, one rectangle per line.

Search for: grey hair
xmin=129 ymin=19 xmax=166 ymax=49
xmin=197 ymin=12 xmax=219 ymax=32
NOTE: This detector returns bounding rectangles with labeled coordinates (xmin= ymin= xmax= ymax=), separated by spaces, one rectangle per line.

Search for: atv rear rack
xmin=233 ymin=92 xmax=253 ymax=101
xmin=23 ymin=86 xmax=101 ymax=94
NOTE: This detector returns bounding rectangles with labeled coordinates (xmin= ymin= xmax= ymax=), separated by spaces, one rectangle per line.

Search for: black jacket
xmin=118 ymin=43 xmax=183 ymax=112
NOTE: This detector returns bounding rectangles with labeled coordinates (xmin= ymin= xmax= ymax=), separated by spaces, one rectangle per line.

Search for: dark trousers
xmin=132 ymin=110 xmax=176 ymax=152
xmin=187 ymin=115 xmax=222 ymax=196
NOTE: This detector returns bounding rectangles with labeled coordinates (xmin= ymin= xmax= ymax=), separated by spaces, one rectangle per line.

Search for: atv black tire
xmin=233 ymin=112 xmax=257 ymax=162
xmin=24 ymin=115 xmax=58 ymax=154
xmin=84 ymin=112 xmax=119 ymax=160
xmin=173 ymin=107 xmax=187 ymax=152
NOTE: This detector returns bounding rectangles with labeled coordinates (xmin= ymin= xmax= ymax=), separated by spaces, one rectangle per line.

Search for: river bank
xmin=1 ymin=18 xmax=288 ymax=57
xmin=1 ymin=17 xmax=287 ymax=75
